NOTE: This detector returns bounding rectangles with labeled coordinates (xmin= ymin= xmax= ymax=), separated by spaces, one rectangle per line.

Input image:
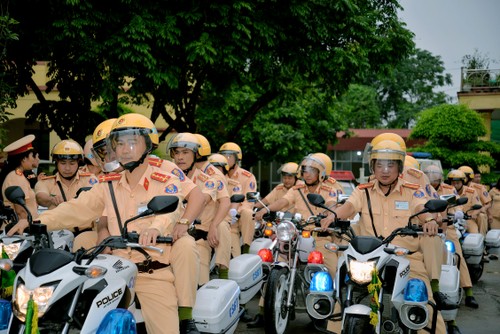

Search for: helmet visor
xmin=106 ymin=129 xmax=152 ymax=169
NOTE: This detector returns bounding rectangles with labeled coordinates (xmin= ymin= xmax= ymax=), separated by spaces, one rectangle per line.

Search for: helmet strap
xmin=379 ymin=177 xmax=398 ymax=196
xmin=120 ymin=151 xmax=149 ymax=173
xmin=60 ymin=170 xmax=79 ymax=181
xmin=305 ymin=179 xmax=319 ymax=187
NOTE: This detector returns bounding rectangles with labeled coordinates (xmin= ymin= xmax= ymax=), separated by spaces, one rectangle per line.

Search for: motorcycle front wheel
xmin=343 ymin=314 xmax=374 ymax=334
xmin=264 ymin=267 xmax=290 ymax=334
xmin=468 ymin=261 xmax=484 ymax=283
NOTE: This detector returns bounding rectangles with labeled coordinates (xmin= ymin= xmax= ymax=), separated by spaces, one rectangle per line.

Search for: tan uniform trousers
xmin=72 ymin=230 xmax=98 ymax=252
xmin=230 ymin=227 xmax=242 ymax=258
xmin=313 ymin=234 xmax=343 ymax=279
xmin=465 ymin=218 xmax=480 ymax=234
xmin=445 ymin=226 xmax=472 ymax=288
xmin=419 ymin=235 xmax=444 ymax=281
xmin=477 ymin=212 xmax=489 ymax=237
xmin=135 ymin=267 xmax=179 ymax=334
xmin=196 ymin=222 xmax=232 ymax=285
xmin=170 ymin=235 xmax=200 ymax=307
xmin=232 ymin=207 xmax=255 ymax=247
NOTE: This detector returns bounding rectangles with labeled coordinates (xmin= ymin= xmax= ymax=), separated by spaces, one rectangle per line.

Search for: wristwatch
xmin=424 ymin=217 xmax=437 ymax=224
xmin=177 ymin=218 xmax=190 ymax=225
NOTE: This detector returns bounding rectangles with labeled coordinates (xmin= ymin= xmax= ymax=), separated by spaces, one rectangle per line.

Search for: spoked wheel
xmin=264 ymin=267 xmax=290 ymax=334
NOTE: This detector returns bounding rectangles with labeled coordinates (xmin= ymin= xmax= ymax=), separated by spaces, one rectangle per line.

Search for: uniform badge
xmin=233 ymin=186 xmax=241 ymax=192
xmin=217 ymin=181 xmax=224 ymax=191
xmin=171 ymin=168 xmax=185 ymax=181
xmin=165 ymin=184 xmax=178 ymax=194
xmin=205 ymin=180 xmax=215 ymax=189
xmin=89 ymin=178 xmax=98 ymax=186
xmin=249 ymin=181 xmax=256 ymax=190
xmin=425 ymin=184 xmax=433 ymax=197
xmin=413 ymin=190 xmax=424 ymax=198
xmin=329 ymin=191 xmax=337 ymax=198
xmin=484 ymin=191 xmax=489 ymax=197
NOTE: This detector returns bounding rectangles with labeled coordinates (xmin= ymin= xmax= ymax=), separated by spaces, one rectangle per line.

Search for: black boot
xmin=433 ymin=291 xmax=459 ymax=310
xmin=247 ymin=314 xmax=265 ymax=328
xmin=465 ymin=296 xmax=479 ymax=308
xmin=240 ymin=309 xmax=254 ymax=323
xmin=180 ymin=319 xmax=200 ymax=334
xmin=448 ymin=323 xmax=462 ymax=334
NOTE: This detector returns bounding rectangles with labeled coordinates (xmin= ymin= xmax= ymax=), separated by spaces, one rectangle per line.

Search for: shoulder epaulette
xmin=471 ymin=183 xmax=483 ymax=190
xmin=465 ymin=188 xmax=476 ymax=194
xmin=40 ymin=175 xmax=56 ymax=181
xmin=241 ymin=170 xmax=252 ymax=177
xmin=79 ymin=172 xmax=93 ymax=177
xmin=441 ymin=183 xmax=454 ymax=189
xmin=98 ymin=173 xmax=122 ymax=183
xmin=197 ymin=173 xmax=209 ymax=183
xmin=402 ymin=182 xmax=420 ymax=190
xmin=205 ymin=166 xmax=216 ymax=176
xmin=293 ymin=184 xmax=306 ymax=190
xmin=150 ymin=172 xmax=171 ymax=183
xmin=148 ymin=157 xmax=163 ymax=167
xmin=320 ymin=185 xmax=333 ymax=192
xmin=406 ymin=168 xmax=422 ymax=178
xmin=325 ymin=177 xmax=337 ymax=184
xmin=228 ymin=179 xmax=240 ymax=186
xmin=358 ymin=182 xmax=374 ymax=190
xmin=275 ymin=184 xmax=284 ymax=190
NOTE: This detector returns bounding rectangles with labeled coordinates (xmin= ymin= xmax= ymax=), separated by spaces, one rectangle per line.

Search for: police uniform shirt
xmin=191 ymin=168 xmax=218 ymax=231
xmin=489 ymin=187 xmax=500 ymax=222
xmin=38 ymin=165 xmax=184 ymax=263
xmin=229 ymin=167 xmax=257 ymax=210
xmin=282 ymin=178 xmax=341 ymax=220
xmin=469 ymin=181 xmax=492 ymax=206
xmin=198 ymin=161 xmax=230 ymax=202
xmin=148 ymin=157 xmax=197 ymax=199
xmin=402 ymin=167 xmax=439 ymax=199
xmin=459 ymin=185 xmax=482 ymax=213
xmin=347 ymin=178 xmax=427 ymax=246
xmin=35 ymin=171 xmax=98 ymax=209
xmin=263 ymin=180 xmax=305 ymax=212
xmin=2 ymin=169 xmax=39 ymax=219
xmin=224 ymin=178 xmax=243 ymax=222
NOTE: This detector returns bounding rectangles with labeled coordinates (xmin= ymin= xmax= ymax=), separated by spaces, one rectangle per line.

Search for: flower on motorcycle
xmin=258 ymin=248 xmax=274 ymax=263
xmin=347 ymin=256 xmax=378 ymax=285
xmin=14 ymin=279 xmax=56 ymax=321
xmin=276 ymin=220 xmax=297 ymax=242
xmin=307 ymin=251 xmax=324 ymax=264
xmin=0 ymin=243 xmax=21 ymax=260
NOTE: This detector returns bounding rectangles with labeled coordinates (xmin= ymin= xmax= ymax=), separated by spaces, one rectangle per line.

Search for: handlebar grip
xmin=156 ymin=236 xmax=173 ymax=244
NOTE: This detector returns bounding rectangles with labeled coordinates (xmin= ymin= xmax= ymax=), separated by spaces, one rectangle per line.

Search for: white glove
xmin=454 ymin=211 xmax=464 ymax=220
xmin=229 ymin=208 xmax=238 ymax=224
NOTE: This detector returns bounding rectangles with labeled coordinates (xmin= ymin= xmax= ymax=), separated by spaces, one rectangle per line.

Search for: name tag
xmin=395 ymin=201 xmax=409 ymax=210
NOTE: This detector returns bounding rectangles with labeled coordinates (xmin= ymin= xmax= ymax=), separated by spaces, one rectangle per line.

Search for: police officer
xmin=254 ymin=162 xmax=303 ymax=211
xmin=219 ymin=142 xmax=257 ymax=254
xmin=1 ymin=135 xmax=39 ymax=221
xmin=169 ymin=133 xmax=231 ymax=285
xmin=82 ymin=138 xmax=102 ymax=176
xmin=8 ymin=114 xmax=200 ymax=334
xmin=447 ymin=170 xmax=482 ymax=233
xmin=325 ymin=140 xmax=447 ymax=334
xmin=459 ymin=166 xmax=491 ymax=236
xmin=488 ymin=178 xmax=500 ymax=229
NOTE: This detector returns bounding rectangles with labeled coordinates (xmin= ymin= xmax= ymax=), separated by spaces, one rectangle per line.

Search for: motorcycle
xmin=7 ymin=195 xmax=180 ymax=334
xmin=307 ymin=193 xmax=449 ymax=334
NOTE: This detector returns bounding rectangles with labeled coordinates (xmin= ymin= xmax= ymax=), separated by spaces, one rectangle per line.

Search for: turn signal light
xmin=307 ymin=250 xmax=324 ymax=264
xmin=258 ymin=249 xmax=273 ymax=263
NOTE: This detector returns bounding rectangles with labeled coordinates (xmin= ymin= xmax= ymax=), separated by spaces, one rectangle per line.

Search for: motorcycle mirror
xmin=230 ymin=194 xmax=245 ymax=203
xmin=469 ymin=204 xmax=482 ymax=211
xmin=424 ymin=199 xmax=448 ymax=213
xmin=440 ymin=194 xmax=456 ymax=204
xmin=75 ymin=187 xmax=92 ymax=198
xmin=246 ymin=192 xmax=260 ymax=202
xmin=5 ymin=186 xmax=26 ymax=206
xmin=456 ymin=197 xmax=468 ymax=206
xmin=307 ymin=193 xmax=326 ymax=208
xmin=122 ymin=196 xmax=179 ymax=236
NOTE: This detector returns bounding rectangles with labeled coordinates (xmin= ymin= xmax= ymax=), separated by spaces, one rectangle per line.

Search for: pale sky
xmin=398 ymin=0 xmax=500 ymax=101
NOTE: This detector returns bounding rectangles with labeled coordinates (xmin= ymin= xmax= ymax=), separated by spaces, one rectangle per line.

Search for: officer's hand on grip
xmin=6 ymin=218 xmax=29 ymax=236
xmin=140 ymin=228 xmax=161 ymax=246
xmin=422 ymin=219 xmax=439 ymax=236
xmin=320 ymin=214 xmax=335 ymax=231
xmin=172 ymin=223 xmax=188 ymax=241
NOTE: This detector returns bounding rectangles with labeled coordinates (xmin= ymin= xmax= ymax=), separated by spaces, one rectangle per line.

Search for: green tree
xmin=367 ymin=48 xmax=452 ymax=128
xmin=333 ymin=84 xmax=381 ymax=128
xmin=6 ymin=0 xmax=414 ymax=150
xmin=409 ymin=104 xmax=499 ymax=170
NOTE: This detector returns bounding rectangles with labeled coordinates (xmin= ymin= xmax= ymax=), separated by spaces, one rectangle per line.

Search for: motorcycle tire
xmin=468 ymin=262 xmax=484 ymax=283
xmin=264 ymin=267 xmax=291 ymax=334
xmin=343 ymin=314 xmax=374 ymax=334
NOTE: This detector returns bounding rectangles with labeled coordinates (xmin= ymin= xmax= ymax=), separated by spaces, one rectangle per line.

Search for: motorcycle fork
xmin=285 ymin=251 xmax=300 ymax=309
xmin=62 ymin=285 xmax=83 ymax=334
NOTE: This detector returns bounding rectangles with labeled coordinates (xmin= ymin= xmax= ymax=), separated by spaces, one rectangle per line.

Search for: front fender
xmin=343 ymin=304 xmax=371 ymax=316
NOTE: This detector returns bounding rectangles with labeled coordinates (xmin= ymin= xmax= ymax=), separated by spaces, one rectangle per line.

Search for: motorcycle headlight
xmin=276 ymin=221 xmax=297 ymax=242
xmin=347 ymin=257 xmax=377 ymax=285
xmin=1 ymin=243 xmax=21 ymax=260
xmin=14 ymin=279 xmax=58 ymax=321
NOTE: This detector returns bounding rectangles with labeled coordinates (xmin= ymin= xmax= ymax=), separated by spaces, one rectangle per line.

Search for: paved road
xmin=236 ymin=246 xmax=500 ymax=334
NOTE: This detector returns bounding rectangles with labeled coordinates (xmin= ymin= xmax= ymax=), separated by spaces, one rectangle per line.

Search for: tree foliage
xmin=332 ymin=84 xmax=381 ymax=128
xmin=5 ymin=0 xmax=414 ymax=154
xmin=410 ymin=104 xmax=498 ymax=170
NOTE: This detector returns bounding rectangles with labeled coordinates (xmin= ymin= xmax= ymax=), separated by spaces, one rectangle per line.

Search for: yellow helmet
xmin=194 ymin=134 xmax=212 ymax=157
xmin=110 ymin=114 xmax=158 ymax=143
xmin=83 ymin=139 xmax=98 ymax=167
xmin=51 ymin=139 xmax=84 ymax=161
xmin=423 ymin=164 xmax=443 ymax=184
xmin=447 ymin=169 xmax=466 ymax=182
xmin=167 ymin=132 xmax=200 ymax=158
xmin=458 ymin=166 xmax=474 ymax=178
xmin=278 ymin=162 xmax=299 ymax=176
xmin=92 ymin=119 xmax=117 ymax=150
xmin=299 ymin=153 xmax=332 ymax=182
xmin=369 ymin=139 xmax=406 ymax=173
xmin=404 ymin=155 xmax=420 ymax=170
xmin=219 ymin=142 xmax=242 ymax=160
xmin=371 ymin=133 xmax=406 ymax=151
xmin=208 ymin=153 xmax=229 ymax=171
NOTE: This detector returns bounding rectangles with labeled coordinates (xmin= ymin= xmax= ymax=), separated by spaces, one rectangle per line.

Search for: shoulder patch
xmin=79 ymin=172 xmax=93 ymax=177
xmin=406 ymin=168 xmax=422 ymax=178
xmin=471 ymin=183 xmax=483 ymax=190
xmin=241 ymin=170 xmax=252 ymax=177
xmin=197 ymin=173 xmax=209 ymax=183
xmin=148 ymin=157 xmax=163 ymax=167
xmin=205 ymin=166 xmax=216 ymax=176
xmin=275 ymin=184 xmax=284 ymax=190
xmin=228 ymin=179 xmax=240 ymax=186
xmin=293 ymin=184 xmax=306 ymax=190
xmin=98 ymin=173 xmax=122 ymax=183
xmin=358 ymin=182 xmax=374 ymax=190
xmin=465 ymin=188 xmax=476 ymax=194
xmin=150 ymin=172 xmax=171 ymax=183
xmin=402 ymin=182 xmax=420 ymax=190
xmin=325 ymin=177 xmax=337 ymax=184
xmin=40 ymin=175 xmax=56 ymax=181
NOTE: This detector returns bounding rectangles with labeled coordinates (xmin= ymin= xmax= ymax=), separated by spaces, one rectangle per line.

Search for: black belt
xmin=190 ymin=228 xmax=208 ymax=241
xmin=314 ymin=231 xmax=331 ymax=237
xmin=135 ymin=260 xmax=169 ymax=274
